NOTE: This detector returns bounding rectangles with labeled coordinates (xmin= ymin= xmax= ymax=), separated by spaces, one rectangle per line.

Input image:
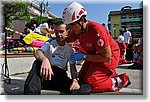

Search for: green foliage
xmin=28 ymin=17 xmax=63 ymax=27
xmin=55 ymin=18 xmax=63 ymax=23
xmin=2 ymin=0 xmax=63 ymax=29
xmin=30 ymin=17 xmax=48 ymax=26
xmin=2 ymin=0 xmax=30 ymax=29
xmin=2 ymin=0 xmax=30 ymax=19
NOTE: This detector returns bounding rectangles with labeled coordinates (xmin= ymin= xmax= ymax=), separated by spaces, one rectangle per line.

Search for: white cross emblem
xmin=97 ymin=39 xmax=104 ymax=47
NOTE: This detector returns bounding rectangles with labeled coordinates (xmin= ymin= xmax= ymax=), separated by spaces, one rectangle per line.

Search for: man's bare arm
xmin=70 ymin=64 xmax=78 ymax=79
xmin=34 ymin=49 xmax=47 ymax=61
xmin=34 ymin=49 xmax=54 ymax=80
xmin=85 ymin=46 xmax=112 ymax=62
xmin=70 ymin=63 xmax=80 ymax=91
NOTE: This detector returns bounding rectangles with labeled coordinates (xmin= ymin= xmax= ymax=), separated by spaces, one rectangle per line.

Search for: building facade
xmin=11 ymin=1 xmax=58 ymax=39
xmin=108 ymin=5 xmax=143 ymax=39
xmin=26 ymin=0 xmax=58 ymax=18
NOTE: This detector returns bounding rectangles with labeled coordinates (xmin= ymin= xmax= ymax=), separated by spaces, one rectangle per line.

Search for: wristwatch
xmin=83 ymin=54 xmax=87 ymax=59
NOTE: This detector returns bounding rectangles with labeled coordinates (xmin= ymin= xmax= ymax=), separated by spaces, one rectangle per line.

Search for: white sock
xmin=116 ymin=77 xmax=123 ymax=89
xmin=111 ymin=78 xmax=116 ymax=91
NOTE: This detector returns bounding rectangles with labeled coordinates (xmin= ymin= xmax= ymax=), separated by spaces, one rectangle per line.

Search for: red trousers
xmin=119 ymin=58 xmax=127 ymax=64
xmin=137 ymin=54 xmax=143 ymax=65
xmin=78 ymin=51 xmax=120 ymax=92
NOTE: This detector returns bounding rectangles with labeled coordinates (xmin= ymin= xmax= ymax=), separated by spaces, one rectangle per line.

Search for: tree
xmin=28 ymin=17 xmax=63 ymax=27
xmin=1 ymin=0 xmax=31 ymax=83
xmin=2 ymin=0 xmax=30 ymax=29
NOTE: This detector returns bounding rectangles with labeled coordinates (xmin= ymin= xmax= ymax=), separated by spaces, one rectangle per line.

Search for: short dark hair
xmin=119 ymin=30 xmax=123 ymax=35
xmin=55 ymin=21 xmax=69 ymax=30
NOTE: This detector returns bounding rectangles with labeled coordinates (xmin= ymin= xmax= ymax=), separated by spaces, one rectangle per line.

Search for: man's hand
xmin=70 ymin=51 xmax=85 ymax=62
xmin=70 ymin=79 xmax=80 ymax=91
xmin=40 ymin=58 xmax=54 ymax=80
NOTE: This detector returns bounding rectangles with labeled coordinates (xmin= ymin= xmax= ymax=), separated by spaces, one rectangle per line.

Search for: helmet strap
xmin=76 ymin=21 xmax=87 ymax=35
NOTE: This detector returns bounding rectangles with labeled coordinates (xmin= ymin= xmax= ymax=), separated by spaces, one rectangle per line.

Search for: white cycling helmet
xmin=62 ymin=2 xmax=87 ymax=24
xmin=118 ymin=36 xmax=124 ymax=43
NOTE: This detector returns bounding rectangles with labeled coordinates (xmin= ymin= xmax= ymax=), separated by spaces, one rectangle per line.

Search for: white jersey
xmin=39 ymin=23 xmax=49 ymax=34
xmin=123 ymin=31 xmax=131 ymax=44
xmin=33 ymin=23 xmax=48 ymax=34
xmin=40 ymin=40 xmax=74 ymax=70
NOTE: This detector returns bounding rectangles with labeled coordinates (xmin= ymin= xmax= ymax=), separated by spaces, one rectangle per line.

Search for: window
xmin=133 ymin=14 xmax=137 ymax=18
xmin=121 ymin=15 xmax=126 ymax=19
xmin=138 ymin=13 xmax=143 ymax=18
xmin=130 ymin=24 xmax=134 ymax=28
xmin=128 ymin=15 xmax=132 ymax=18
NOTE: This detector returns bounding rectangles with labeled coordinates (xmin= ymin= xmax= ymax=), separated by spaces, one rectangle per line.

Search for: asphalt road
xmin=0 ymin=57 xmax=143 ymax=95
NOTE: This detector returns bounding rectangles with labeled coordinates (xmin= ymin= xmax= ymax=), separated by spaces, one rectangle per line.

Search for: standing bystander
xmin=123 ymin=27 xmax=132 ymax=48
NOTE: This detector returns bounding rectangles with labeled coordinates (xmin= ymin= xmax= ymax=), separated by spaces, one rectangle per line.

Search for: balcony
xmin=121 ymin=18 xmax=142 ymax=22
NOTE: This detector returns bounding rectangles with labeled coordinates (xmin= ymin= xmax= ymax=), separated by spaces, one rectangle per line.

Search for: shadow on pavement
xmin=2 ymin=63 xmax=142 ymax=95
xmin=4 ymin=79 xmax=24 ymax=95
xmin=117 ymin=63 xmax=143 ymax=70
xmin=3 ymin=79 xmax=68 ymax=95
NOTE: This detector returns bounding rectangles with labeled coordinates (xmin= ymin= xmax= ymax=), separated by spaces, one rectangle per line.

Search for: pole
xmin=1 ymin=17 xmax=11 ymax=84
xmin=40 ymin=2 xmax=43 ymax=24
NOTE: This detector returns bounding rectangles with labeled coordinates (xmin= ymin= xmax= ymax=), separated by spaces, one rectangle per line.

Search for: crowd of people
xmin=116 ymin=28 xmax=143 ymax=70
xmin=23 ymin=2 xmax=142 ymax=95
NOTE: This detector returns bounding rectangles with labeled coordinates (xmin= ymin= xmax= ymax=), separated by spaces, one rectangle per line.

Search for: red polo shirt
xmin=70 ymin=20 xmax=119 ymax=55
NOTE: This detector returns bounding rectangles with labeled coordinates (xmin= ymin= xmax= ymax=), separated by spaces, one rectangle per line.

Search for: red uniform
xmin=117 ymin=41 xmax=128 ymax=64
xmin=70 ymin=20 xmax=120 ymax=92
xmin=137 ymin=44 xmax=143 ymax=65
xmin=117 ymin=42 xmax=126 ymax=57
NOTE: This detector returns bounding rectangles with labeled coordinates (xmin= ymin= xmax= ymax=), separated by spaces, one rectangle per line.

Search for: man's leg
xmin=24 ymin=60 xmax=42 ymax=95
xmin=42 ymin=66 xmax=72 ymax=94
xmin=86 ymin=64 xmax=114 ymax=92
xmin=42 ymin=66 xmax=91 ymax=95
xmin=78 ymin=61 xmax=92 ymax=82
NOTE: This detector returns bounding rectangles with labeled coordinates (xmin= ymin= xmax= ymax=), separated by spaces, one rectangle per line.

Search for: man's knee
xmin=24 ymin=60 xmax=42 ymax=95
xmin=32 ymin=60 xmax=42 ymax=73
xmin=33 ymin=60 xmax=42 ymax=68
xmin=86 ymin=75 xmax=112 ymax=92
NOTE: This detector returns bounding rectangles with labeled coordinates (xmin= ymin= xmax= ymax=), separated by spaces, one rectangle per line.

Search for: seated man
xmin=129 ymin=38 xmax=143 ymax=69
xmin=24 ymin=22 xmax=91 ymax=95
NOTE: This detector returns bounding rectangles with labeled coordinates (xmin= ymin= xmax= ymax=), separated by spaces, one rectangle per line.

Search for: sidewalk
xmin=1 ymin=57 xmax=143 ymax=95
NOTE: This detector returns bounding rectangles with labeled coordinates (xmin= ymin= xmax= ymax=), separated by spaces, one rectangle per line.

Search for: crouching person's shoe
xmin=71 ymin=84 xmax=91 ymax=95
xmin=112 ymin=73 xmax=131 ymax=92
xmin=116 ymin=73 xmax=131 ymax=89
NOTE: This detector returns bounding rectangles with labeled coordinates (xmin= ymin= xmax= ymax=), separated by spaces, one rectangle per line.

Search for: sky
xmin=47 ymin=0 xmax=143 ymax=25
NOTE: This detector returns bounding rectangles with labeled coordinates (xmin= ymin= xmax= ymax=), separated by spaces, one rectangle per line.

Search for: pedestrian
xmin=62 ymin=2 xmax=131 ymax=92
xmin=24 ymin=23 xmax=32 ymax=34
xmin=123 ymin=27 xmax=132 ymax=48
xmin=117 ymin=32 xmax=128 ymax=64
xmin=35 ymin=19 xmax=55 ymax=37
xmin=31 ymin=23 xmax=37 ymax=32
xmin=24 ymin=22 xmax=91 ymax=95
xmin=117 ymin=30 xmax=124 ymax=44
xmin=123 ymin=28 xmax=133 ymax=61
